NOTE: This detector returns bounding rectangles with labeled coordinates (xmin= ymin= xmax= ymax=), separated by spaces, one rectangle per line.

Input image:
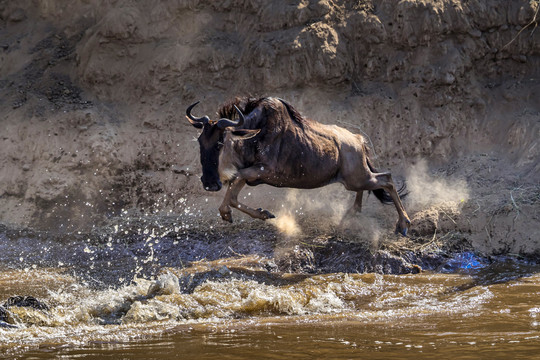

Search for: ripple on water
xmin=0 ymin=261 xmax=500 ymax=356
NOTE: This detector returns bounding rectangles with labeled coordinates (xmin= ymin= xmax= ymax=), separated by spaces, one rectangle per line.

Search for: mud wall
xmin=0 ymin=0 xmax=538 ymax=253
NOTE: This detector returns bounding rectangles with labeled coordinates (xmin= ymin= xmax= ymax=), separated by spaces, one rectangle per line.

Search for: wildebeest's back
xmin=218 ymin=97 xmax=371 ymax=189
xmin=225 ymin=97 xmax=343 ymax=188
xmin=269 ymin=120 xmax=342 ymax=188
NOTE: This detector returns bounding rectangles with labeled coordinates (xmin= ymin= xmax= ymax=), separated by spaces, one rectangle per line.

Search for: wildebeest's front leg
xmin=218 ymin=174 xmax=275 ymax=223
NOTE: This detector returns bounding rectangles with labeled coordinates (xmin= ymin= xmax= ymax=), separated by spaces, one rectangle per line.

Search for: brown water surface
xmin=1 ymin=259 xmax=539 ymax=359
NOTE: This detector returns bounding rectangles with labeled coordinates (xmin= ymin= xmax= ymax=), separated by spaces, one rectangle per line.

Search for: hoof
xmin=395 ymin=220 xmax=410 ymax=237
xmin=257 ymin=208 xmax=275 ymax=220
xmin=220 ymin=213 xmax=233 ymax=223
xmin=395 ymin=228 xmax=408 ymax=237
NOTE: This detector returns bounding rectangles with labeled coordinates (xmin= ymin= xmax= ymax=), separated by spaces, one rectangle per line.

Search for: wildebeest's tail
xmin=366 ymin=157 xmax=408 ymax=205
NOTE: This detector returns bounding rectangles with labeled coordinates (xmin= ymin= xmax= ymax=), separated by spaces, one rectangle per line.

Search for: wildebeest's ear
xmin=230 ymin=129 xmax=261 ymax=140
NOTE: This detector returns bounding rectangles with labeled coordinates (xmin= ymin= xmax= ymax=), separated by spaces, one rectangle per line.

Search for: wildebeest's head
xmin=186 ymin=101 xmax=259 ymax=192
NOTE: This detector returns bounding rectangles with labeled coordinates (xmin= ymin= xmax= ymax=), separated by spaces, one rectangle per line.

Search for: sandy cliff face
xmin=0 ymin=0 xmax=538 ymax=254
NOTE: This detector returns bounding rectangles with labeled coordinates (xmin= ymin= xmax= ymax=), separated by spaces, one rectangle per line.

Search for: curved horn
xmin=217 ymin=105 xmax=245 ymax=129
xmin=186 ymin=101 xmax=210 ymax=127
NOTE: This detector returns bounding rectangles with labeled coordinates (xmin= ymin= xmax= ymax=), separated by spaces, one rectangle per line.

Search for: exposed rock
xmin=3 ymin=295 xmax=50 ymax=311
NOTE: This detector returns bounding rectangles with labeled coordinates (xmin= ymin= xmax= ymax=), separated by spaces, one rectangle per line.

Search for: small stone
xmin=468 ymin=29 xmax=482 ymax=38
xmin=0 ymin=306 xmax=8 ymax=322
xmin=512 ymin=54 xmax=527 ymax=63
xmin=218 ymin=265 xmax=232 ymax=276
xmin=171 ymin=165 xmax=191 ymax=176
xmin=8 ymin=8 xmax=26 ymax=22
xmin=443 ymin=73 xmax=455 ymax=85
xmin=147 ymin=272 xmax=180 ymax=297
xmin=0 ymin=320 xmax=17 ymax=329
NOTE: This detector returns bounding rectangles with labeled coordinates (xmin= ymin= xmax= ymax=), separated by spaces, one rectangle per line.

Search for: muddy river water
xmin=0 ymin=225 xmax=539 ymax=359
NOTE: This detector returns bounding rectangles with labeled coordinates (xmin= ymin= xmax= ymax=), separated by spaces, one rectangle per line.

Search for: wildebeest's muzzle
xmin=201 ymin=175 xmax=222 ymax=192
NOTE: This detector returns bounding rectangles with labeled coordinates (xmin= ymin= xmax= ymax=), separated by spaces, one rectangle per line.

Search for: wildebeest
xmin=186 ymin=96 xmax=411 ymax=235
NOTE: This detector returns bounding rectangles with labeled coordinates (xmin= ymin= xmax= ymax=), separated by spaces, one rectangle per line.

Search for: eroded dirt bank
xmin=0 ymin=0 xmax=539 ymax=266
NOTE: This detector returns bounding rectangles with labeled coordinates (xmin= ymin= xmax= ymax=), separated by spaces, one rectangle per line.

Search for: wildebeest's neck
xmin=218 ymin=96 xmax=309 ymax=132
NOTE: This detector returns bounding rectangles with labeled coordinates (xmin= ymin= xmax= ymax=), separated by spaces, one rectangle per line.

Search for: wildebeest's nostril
xmin=202 ymin=179 xmax=222 ymax=192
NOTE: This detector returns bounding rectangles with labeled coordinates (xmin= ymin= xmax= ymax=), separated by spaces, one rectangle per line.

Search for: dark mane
xmin=277 ymin=98 xmax=307 ymax=127
xmin=218 ymin=96 xmax=307 ymax=128
xmin=218 ymin=96 xmax=261 ymax=120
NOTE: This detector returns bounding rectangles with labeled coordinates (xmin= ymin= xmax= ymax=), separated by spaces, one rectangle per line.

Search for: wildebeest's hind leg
xmin=341 ymin=191 xmax=363 ymax=218
xmin=218 ymin=177 xmax=275 ymax=223
xmin=340 ymin=191 xmax=364 ymax=228
xmin=367 ymin=172 xmax=411 ymax=236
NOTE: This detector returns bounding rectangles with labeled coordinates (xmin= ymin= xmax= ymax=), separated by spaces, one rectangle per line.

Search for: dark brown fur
xmin=187 ymin=96 xmax=411 ymax=235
